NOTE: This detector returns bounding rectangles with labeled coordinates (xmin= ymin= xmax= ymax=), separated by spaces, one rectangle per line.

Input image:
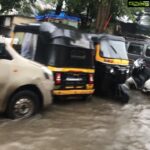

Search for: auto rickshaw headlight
xmin=126 ymin=69 xmax=130 ymax=74
xmin=110 ymin=68 xmax=114 ymax=74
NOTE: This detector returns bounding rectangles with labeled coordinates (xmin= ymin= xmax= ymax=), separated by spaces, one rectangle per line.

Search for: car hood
xmin=26 ymin=59 xmax=44 ymax=68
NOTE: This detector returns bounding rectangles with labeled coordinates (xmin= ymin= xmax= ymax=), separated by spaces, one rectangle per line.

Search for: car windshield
xmin=100 ymin=39 xmax=128 ymax=59
xmin=35 ymin=44 xmax=94 ymax=68
xmin=139 ymin=16 xmax=150 ymax=26
xmin=127 ymin=43 xmax=143 ymax=56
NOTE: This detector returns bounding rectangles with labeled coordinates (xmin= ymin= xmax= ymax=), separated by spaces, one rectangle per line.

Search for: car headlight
xmin=42 ymin=66 xmax=53 ymax=80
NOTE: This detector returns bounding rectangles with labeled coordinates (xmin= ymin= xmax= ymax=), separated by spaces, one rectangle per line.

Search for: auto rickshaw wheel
xmin=121 ymin=92 xmax=129 ymax=103
xmin=6 ymin=90 xmax=39 ymax=119
xmin=81 ymin=95 xmax=92 ymax=101
xmin=115 ymin=85 xmax=130 ymax=103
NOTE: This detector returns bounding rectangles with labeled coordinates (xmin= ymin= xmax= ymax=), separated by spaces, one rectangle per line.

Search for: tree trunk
xmin=55 ymin=0 xmax=63 ymax=15
xmin=95 ymin=1 xmax=102 ymax=33
xmin=95 ymin=0 xmax=112 ymax=33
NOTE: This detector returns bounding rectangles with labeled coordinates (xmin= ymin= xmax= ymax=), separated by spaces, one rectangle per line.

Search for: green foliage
xmin=0 ymin=0 xmax=35 ymax=15
xmin=63 ymin=0 xmax=144 ymax=32
xmin=64 ymin=0 xmax=144 ymax=21
xmin=45 ymin=0 xmax=57 ymax=3
xmin=0 ymin=0 xmax=144 ymax=25
xmin=0 ymin=0 xmax=144 ymax=20
xmin=65 ymin=0 xmax=98 ymax=17
xmin=111 ymin=0 xmax=143 ymax=21
xmin=0 ymin=0 xmax=21 ymax=13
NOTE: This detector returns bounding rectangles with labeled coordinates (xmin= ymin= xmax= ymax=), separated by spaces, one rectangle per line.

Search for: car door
xmin=144 ymin=45 xmax=150 ymax=68
xmin=0 ymin=44 xmax=12 ymax=99
xmin=127 ymin=42 xmax=144 ymax=64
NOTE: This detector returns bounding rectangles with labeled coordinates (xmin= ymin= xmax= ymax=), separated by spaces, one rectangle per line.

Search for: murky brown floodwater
xmin=0 ymin=91 xmax=150 ymax=150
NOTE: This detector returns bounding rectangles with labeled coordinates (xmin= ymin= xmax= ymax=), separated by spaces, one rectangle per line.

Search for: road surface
xmin=0 ymin=90 xmax=150 ymax=150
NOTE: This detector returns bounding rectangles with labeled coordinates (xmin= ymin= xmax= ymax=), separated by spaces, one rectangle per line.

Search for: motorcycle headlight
xmin=42 ymin=66 xmax=53 ymax=80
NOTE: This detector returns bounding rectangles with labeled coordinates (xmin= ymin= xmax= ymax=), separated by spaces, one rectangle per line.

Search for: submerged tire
xmin=115 ymin=84 xmax=130 ymax=103
xmin=120 ymin=91 xmax=130 ymax=103
xmin=7 ymin=90 xmax=40 ymax=119
xmin=81 ymin=95 xmax=92 ymax=101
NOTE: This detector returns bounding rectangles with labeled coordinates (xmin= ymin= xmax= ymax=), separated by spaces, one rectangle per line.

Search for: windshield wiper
xmin=107 ymin=41 xmax=122 ymax=59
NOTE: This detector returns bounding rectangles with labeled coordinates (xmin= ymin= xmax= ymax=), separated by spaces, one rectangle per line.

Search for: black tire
xmin=7 ymin=90 xmax=40 ymax=119
xmin=121 ymin=91 xmax=130 ymax=103
xmin=115 ymin=85 xmax=130 ymax=103
xmin=82 ymin=95 xmax=92 ymax=101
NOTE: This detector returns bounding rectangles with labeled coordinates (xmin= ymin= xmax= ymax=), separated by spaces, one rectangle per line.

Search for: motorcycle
xmin=125 ymin=58 xmax=150 ymax=93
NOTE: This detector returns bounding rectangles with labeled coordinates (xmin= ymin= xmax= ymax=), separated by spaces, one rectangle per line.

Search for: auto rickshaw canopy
xmin=34 ymin=22 xmax=94 ymax=68
xmin=91 ymin=34 xmax=126 ymax=43
xmin=13 ymin=22 xmax=95 ymax=50
xmin=91 ymin=33 xmax=128 ymax=63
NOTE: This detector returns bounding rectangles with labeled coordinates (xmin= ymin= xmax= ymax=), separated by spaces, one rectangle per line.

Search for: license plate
xmin=76 ymin=86 xmax=83 ymax=89
xmin=66 ymin=77 xmax=83 ymax=81
xmin=65 ymin=86 xmax=74 ymax=89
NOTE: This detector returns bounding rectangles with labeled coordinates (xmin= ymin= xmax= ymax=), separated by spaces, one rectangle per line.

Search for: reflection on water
xmin=0 ymin=91 xmax=150 ymax=150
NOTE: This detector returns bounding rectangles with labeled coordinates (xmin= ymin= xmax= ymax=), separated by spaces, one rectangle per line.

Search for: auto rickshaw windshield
xmin=100 ymin=39 xmax=128 ymax=60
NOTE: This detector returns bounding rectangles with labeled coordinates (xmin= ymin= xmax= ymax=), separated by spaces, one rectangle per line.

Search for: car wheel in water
xmin=7 ymin=90 xmax=39 ymax=119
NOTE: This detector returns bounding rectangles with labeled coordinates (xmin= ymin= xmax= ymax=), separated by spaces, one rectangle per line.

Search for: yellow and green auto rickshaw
xmin=11 ymin=22 xmax=95 ymax=100
xmin=92 ymin=34 xmax=130 ymax=102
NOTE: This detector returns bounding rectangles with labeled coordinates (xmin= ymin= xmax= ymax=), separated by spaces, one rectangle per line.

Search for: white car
xmin=0 ymin=43 xmax=54 ymax=119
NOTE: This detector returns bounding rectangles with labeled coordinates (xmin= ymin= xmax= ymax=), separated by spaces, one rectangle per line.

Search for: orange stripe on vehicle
xmin=95 ymin=44 xmax=129 ymax=65
xmin=48 ymin=66 xmax=95 ymax=73
xmin=53 ymin=89 xmax=94 ymax=95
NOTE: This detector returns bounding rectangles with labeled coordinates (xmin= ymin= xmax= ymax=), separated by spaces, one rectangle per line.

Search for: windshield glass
xmin=100 ymin=40 xmax=128 ymax=59
xmin=35 ymin=44 xmax=94 ymax=68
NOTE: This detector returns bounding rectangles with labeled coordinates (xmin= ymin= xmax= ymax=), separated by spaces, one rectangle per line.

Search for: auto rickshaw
xmin=92 ymin=34 xmax=130 ymax=102
xmin=11 ymin=22 xmax=95 ymax=100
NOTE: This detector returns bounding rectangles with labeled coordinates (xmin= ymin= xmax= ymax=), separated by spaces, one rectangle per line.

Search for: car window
xmin=0 ymin=43 xmax=12 ymax=60
xmin=128 ymin=43 xmax=144 ymax=55
xmin=21 ymin=33 xmax=38 ymax=60
xmin=0 ymin=43 xmax=5 ymax=54
xmin=13 ymin=32 xmax=38 ymax=60
xmin=145 ymin=45 xmax=150 ymax=57
xmin=13 ymin=32 xmax=25 ymax=54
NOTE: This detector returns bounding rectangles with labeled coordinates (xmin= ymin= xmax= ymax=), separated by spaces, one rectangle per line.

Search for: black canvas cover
xmin=14 ymin=24 xmax=40 ymax=34
xmin=91 ymin=34 xmax=125 ymax=43
xmin=39 ymin=22 xmax=94 ymax=49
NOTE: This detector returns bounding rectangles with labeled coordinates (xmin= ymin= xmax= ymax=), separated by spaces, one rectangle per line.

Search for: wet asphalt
xmin=0 ymin=90 xmax=150 ymax=150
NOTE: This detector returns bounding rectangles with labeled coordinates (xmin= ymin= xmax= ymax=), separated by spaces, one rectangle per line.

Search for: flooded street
xmin=0 ymin=91 xmax=150 ymax=150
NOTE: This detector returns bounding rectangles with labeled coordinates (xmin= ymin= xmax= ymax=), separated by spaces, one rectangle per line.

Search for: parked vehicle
xmin=0 ymin=42 xmax=54 ymax=119
xmin=92 ymin=34 xmax=130 ymax=102
xmin=11 ymin=22 xmax=95 ymax=100
xmin=125 ymin=58 xmax=150 ymax=93
xmin=126 ymin=35 xmax=150 ymax=68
